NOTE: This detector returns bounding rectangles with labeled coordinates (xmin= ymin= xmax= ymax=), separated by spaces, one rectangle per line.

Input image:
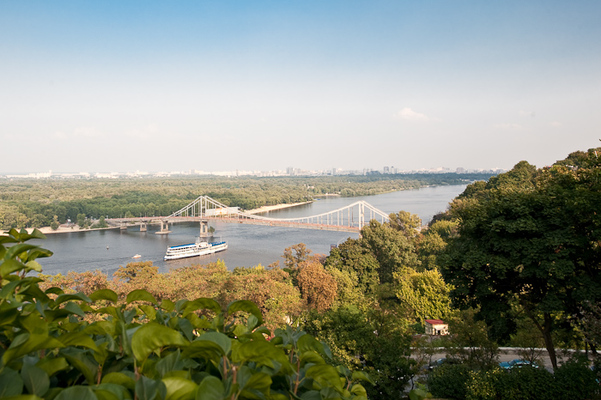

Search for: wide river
xmin=35 ymin=184 xmax=467 ymax=276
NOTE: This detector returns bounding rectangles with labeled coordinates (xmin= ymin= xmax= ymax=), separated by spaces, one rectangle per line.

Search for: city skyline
xmin=1 ymin=1 xmax=600 ymax=174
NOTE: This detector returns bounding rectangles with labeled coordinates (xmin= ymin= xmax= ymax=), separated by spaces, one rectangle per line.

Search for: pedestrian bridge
xmin=107 ymin=195 xmax=390 ymax=233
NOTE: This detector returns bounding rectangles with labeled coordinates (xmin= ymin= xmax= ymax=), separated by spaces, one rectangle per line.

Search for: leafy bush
xmin=553 ymin=358 xmax=599 ymax=400
xmin=488 ymin=367 xmax=555 ymax=400
xmin=429 ymin=360 xmax=600 ymax=400
xmin=427 ymin=363 xmax=472 ymax=399
xmin=0 ymin=228 xmax=371 ymax=399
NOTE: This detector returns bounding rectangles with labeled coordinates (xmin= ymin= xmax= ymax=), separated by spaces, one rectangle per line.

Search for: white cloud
xmin=494 ymin=123 xmax=524 ymax=130
xmin=73 ymin=127 xmax=101 ymax=138
xmin=396 ymin=107 xmax=429 ymax=121
xmin=53 ymin=131 xmax=68 ymax=140
xmin=519 ymin=110 xmax=536 ymax=118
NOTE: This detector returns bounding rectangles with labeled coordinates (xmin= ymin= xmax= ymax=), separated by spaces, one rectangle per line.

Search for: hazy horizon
xmin=2 ymin=1 xmax=600 ymax=174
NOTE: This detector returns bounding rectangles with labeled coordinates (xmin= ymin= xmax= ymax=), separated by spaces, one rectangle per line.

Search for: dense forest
xmin=0 ymin=173 xmax=492 ymax=230
xmin=1 ymin=149 xmax=600 ymax=399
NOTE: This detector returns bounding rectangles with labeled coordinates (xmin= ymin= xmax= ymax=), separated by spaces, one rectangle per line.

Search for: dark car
xmin=499 ymin=359 xmax=538 ymax=369
xmin=428 ymin=357 xmax=461 ymax=371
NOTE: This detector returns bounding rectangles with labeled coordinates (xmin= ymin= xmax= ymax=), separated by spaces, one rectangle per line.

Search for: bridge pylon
xmin=156 ymin=220 xmax=171 ymax=235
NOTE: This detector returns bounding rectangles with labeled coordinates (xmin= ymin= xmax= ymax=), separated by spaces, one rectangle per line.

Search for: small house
xmin=425 ymin=319 xmax=449 ymax=336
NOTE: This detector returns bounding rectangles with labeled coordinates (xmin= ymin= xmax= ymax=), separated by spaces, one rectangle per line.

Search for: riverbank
xmin=1 ymin=225 xmax=120 ymax=236
xmin=245 ymin=201 xmax=313 ymax=215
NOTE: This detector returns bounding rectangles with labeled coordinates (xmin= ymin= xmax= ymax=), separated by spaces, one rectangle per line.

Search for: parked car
xmin=428 ymin=357 xmax=461 ymax=371
xmin=499 ymin=359 xmax=538 ymax=369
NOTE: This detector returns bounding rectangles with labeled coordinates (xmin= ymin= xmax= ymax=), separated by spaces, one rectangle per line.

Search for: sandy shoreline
xmin=2 ymin=226 xmax=120 ymax=236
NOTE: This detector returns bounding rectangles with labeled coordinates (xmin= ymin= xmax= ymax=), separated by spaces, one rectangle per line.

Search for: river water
xmin=34 ymin=184 xmax=467 ymax=276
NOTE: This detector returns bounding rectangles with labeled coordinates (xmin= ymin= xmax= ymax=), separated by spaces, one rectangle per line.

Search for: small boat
xmin=164 ymin=239 xmax=228 ymax=261
xmin=132 ymin=254 xmax=141 ymax=259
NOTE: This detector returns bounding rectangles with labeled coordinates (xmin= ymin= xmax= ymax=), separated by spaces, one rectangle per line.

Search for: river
xmin=34 ymin=184 xmax=467 ymax=276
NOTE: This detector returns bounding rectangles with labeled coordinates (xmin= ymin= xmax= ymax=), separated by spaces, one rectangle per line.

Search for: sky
xmin=1 ymin=0 xmax=600 ymax=174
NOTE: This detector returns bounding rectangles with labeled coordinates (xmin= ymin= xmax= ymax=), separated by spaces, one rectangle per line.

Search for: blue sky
xmin=1 ymin=1 xmax=600 ymax=173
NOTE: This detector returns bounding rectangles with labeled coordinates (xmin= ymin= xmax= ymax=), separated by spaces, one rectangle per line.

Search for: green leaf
xmin=3 ymin=334 xmax=65 ymax=366
xmin=101 ymin=372 xmax=136 ymax=390
xmin=297 ymin=334 xmax=326 ymax=356
xmin=58 ymin=331 xmax=99 ymax=352
xmin=156 ymin=350 xmax=184 ymax=378
xmin=1 ymin=259 xmax=28 ymax=278
xmin=131 ymin=322 xmax=188 ymax=363
xmin=55 ymin=386 xmax=98 ymax=400
xmin=350 ymin=371 xmax=374 ymax=385
xmin=24 ymin=260 xmax=43 ymax=273
xmin=299 ymin=351 xmax=325 ymax=366
xmin=0 ymin=367 xmax=24 ymax=397
xmin=62 ymin=301 xmax=87 ymax=317
xmin=227 ymin=300 xmax=263 ymax=326
xmin=61 ymin=348 xmax=99 ymax=385
xmin=92 ymin=383 xmax=130 ymax=400
xmin=55 ymin=292 xmax=92 ymax=305
xmin=127 ymin=289 xmax=157 ymax=305
xmin=182 ymin=340 xmax=224 ymax=362
xmin=21 ymin=362 xmax=50 ymax=397
xmin=305 ymin=365 xmax=343 ymax=392
xmin=232 ymin=340 xmax=289 ymax=371
xmin=162 ymin=376 xmax=198 ymax=400
xmin=139 ymin=304 xmax=157 ymax=320
xmin=90 ymin=289 xmax=119 ymax=303
xmin=237 ymin=366 xmax=271 ymax=393
xmin=196 ymin=376 xmax=225 ymax=400
xmin=5 ymin=243 xmax=40 ymax=261
xmin=182 ymin=298 xmax=222 ymax=316
xmin=161 ymin=299 xmax=176 ymax=312
xmin=44 ymin=287 xmax=65 ymax=296
xmin=1 ymin=395 xmax=45 ymax=400
xmin=36 ymin=357 xmax=69 ymax=377
xmin=350 ymin=383 xmax=368 ymax=397
xmin=136 ymin=376 xmax=167 ymax=400
xmin=196 ymin=332 xmax=231 ymax=355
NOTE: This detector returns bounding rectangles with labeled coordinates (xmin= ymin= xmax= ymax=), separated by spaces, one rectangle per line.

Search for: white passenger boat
xmin=164 ymin=239 xmax=228 ymax=261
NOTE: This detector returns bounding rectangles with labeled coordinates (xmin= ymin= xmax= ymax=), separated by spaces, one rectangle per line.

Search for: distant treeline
xmin=0 ymin=173 xmax=494 ymax=229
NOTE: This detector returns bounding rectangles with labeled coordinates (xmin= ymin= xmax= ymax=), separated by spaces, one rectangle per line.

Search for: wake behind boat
xmin=164 ymin=238 xmax=228 ymax=261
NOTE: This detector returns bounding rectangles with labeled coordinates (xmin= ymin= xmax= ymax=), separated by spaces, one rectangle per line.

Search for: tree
xmin=360 ymin=220 xmax=418 ymax=285
xmin=324 ymin=238 xmax=380 ymax=297
xmin=50 ymin=215 xmax=60 ymax=230
xmin=394 ymin=267 xmax=452 ymax=324
xmin=388 ymin=210 xmax=422 ymax=238
xmin=296 ymin=260 xmax=338 ymax=312
xmin=441 ymin=149 xmax=601 ymax=370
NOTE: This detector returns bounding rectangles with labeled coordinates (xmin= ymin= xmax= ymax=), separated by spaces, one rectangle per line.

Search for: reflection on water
xmin=35 ymin=184 xmax=467 ymax=275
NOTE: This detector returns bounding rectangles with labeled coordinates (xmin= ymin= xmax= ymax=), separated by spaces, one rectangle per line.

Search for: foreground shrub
xmin=428 ymin=359 xmax=599 ymax=400
xmin=553 ymin=358 xmax=599 ymax=400
xmin=427 ymin=363 xmax=472 ymax=399
xmin=0 ymin=229 xmax=371 ymax=399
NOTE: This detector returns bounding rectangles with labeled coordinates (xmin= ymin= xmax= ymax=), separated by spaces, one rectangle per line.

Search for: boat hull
xmin=164 ymin=241 xmax=228 ymax=261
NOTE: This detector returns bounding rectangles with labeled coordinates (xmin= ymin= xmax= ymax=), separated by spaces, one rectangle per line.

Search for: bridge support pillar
xmin=156 ymin=220 xmax=171 ymax=235
xmin=140 ymin=223 xmax=147 ymax=232
xmin=120 ymin=223 xmax=127 ymax=231
xmin=199 ymin=220 xmax=209 ymax=237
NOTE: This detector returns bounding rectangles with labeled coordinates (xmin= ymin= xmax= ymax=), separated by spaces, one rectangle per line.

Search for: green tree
xmin=360 ymin=220 xmax=418 ymax=285
xmin=441 ymin=149 xmax=601 ymax=370
xmin=394 ymin=267 xmax=452 ymax=324
xmin=50 ymin=215 xmax=60 ymax=230
xmin=324 ymin=238 xmax=380 ymax=297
